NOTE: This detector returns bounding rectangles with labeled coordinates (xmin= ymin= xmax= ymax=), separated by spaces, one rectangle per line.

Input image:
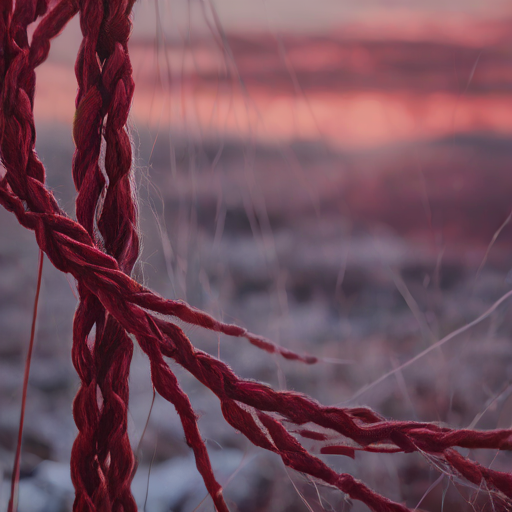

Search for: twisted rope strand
xmin=71 ymin=0 xmax=119 ymax=508
xmin=0 ymin=1 xmax=103 ymax=511
xmin=154 ymin=319 xmax=512 ymax=503
xmin=2 ymin=181 xmax=512 ymax=509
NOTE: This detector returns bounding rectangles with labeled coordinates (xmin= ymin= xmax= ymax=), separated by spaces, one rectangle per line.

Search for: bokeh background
xmin=2 ymin=0 xmax=512 ymax=510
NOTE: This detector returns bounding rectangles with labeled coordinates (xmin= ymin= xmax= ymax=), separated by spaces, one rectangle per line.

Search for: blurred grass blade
xmin=8 ymin=250 xmax=44 ymax=512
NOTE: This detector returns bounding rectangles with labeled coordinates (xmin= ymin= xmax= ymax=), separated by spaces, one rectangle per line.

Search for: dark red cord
xmin=8 ymin=250 xmax=44 ymax=512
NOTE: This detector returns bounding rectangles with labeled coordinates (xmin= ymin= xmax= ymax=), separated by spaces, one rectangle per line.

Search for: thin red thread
xmin=8 ymin=249 xmax=44 ymax=512
xmin=1 ymin=2 xmax=512 ymax=511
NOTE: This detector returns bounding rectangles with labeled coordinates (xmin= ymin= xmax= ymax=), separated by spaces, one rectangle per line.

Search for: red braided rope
xmin=70 ymin=0 xmax=139 ymax=510
xmin=71 ymin=1 xmax=111 ymax=507
xmin=1 ymin=2 xmax=511 ymax=511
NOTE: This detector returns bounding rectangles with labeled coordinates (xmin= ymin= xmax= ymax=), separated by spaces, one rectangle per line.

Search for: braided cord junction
xmin=1 ymin=1 xmax=511 ymax=511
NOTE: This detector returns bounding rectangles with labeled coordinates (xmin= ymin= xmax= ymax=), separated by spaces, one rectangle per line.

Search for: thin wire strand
xmin=8 ymin=250 xmax=44 ymax=512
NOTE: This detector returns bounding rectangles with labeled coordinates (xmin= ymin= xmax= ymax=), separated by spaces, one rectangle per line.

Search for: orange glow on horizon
xmin=35 ymin=60 xmax=512 ymax=151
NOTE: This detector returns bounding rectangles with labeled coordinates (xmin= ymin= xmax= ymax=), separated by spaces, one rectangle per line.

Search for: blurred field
xmin=2 ymin=8 xmax=512 ymax=512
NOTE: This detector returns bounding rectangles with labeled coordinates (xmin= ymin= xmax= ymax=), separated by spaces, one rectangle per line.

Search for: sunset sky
xmin=130 ymin=0 xmax=511 ymax=35
xmin=33 ymin=0 xmax=512 ymax=150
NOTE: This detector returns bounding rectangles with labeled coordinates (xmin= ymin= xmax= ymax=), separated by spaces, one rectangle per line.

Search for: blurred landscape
xmin=2 ymin=7 xmax=512 ymax=512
